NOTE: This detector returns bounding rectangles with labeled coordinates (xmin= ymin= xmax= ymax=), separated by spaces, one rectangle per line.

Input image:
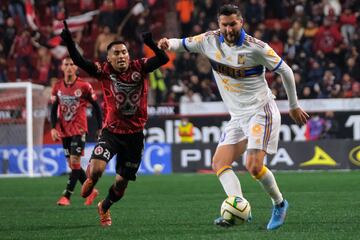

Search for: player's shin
xmin=78 ymin=168 xmax=87 ymax=184
xmin=254 ymin=166 xmax=283 ymax=205
xmin=64 ymin=162 xmax=82 ymax=198
xmin=102 ymin=182 xmax=128 ymax=212
xmin=217 ymin=165 xmax=243 ymax=197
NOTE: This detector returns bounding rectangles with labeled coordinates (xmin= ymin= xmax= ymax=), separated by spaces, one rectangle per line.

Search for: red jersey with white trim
xmin=96 ymin=59 xmax=148 ymax=134
xmin=51 ymin=78 xmax=97 ymax=137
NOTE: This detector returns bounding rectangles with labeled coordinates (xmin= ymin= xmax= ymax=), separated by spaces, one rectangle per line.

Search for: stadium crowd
xmin=0 ymin=0 xmax=359 ymax=105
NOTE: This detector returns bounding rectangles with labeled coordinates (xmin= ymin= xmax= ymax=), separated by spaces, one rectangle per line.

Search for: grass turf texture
xmin=0 ymin=171 xmax=359 ymax=240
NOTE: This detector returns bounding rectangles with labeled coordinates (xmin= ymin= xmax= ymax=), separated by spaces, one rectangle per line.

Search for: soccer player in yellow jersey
xmin=158 ymin=4 xmax=309 ymax=230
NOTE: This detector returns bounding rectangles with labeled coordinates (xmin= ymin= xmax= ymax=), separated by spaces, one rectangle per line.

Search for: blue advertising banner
xmin=0 ymin=143 xmax=172 ymax=176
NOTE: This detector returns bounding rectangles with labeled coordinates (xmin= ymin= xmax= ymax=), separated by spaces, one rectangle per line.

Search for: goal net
xmin=0 ymin=82 xmax=48 ymax=177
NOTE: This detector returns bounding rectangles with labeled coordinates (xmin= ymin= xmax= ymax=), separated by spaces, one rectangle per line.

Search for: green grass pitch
xmin=0 ymin=171 xmax=359 ymax=240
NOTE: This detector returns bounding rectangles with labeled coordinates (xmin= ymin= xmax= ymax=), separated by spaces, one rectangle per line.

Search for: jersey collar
xmin=219 ymin=28 xmax=246 ymax=46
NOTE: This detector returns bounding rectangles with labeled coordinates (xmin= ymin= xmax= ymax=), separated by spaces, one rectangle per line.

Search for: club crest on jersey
xmin=131 ymin=72 xmax=142 ymax=82
xmin=74 ymin=89 xmax=82 ymax=97
xmin=94 ymin=146 xmax=104 ymax=155
xmin=238 ymin=54 xmax=246 ymax=64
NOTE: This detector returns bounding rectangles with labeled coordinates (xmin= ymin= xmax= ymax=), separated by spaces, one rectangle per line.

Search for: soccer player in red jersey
xmin=51 ymin=57 xmax=102 ymax=206
xmin=60 ymin=21 xmax=169 ymax=226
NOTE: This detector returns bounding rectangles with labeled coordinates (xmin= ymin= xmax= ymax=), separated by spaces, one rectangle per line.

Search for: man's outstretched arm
xmin=142 ymin=32 xmax=169 ymax=73
xmin=61 ymin=21 xmax=100 ymax=77
xmin=276 ymin=62 xmax=309 ymax=125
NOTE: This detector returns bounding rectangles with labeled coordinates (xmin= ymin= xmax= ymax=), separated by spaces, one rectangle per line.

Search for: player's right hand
xmin=51 ymin=128 xmax=61 ymax=142
xmin=157 ymin=38 xmax=170 ymax=50
xmin=60 ymin=20 xmax=72 ymax=43
xmin=289 ymin=107 xmax=309 ymax=125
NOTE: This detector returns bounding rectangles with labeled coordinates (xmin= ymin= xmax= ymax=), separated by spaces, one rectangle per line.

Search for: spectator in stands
xmin=36 ymin=46 xmax=52 ymax=85
xmin=8 ymin=0 xmax=27 ymax=27
xmin=341 ymin=73 xmax=354 ymax=97
xmin=180 ymin=88 xmax=202 ymax=103
xmin=244 ymin=0 xmax=264 ymax=31
xmin=322 ymin=111 xmax=339 ymax=139
xmin=265 ymin=0 xmax=286 ymax=19
xmin=302 ymin=20 xmax=318 ymax=55
xmin=196 ymin=0 xmax=219 ymax=31
xmin=98 ymin=0 xmax=118 ymax=33
xmin=0 ymin=42 xmax=7 ymax=82
xmin=319 ymin=70 xmax=341 ymax=98
xmin=200 ymin=78 xmax=218 ymax=102
xmin=300 ymin=85 xmax=318 ymax=99
xmin=313 ymin=17 xmax=343 ymax=54
xmin=80 ymin=0 xmax=96 ymax=13
xmin=307 ymin=60 xmax=324 ymax=86
xmin=305 ymin=114 xmax=325 ymax=141
xmin=270 ymin=75 xmax=287 ymax=100
xmin=0 ymin=4 xmax=9 ymax=30
xmin=345 ymin=56 xmax=360 ymax=81
xmin=195 ymin=54 xmax=212 ymax=79
xmin=149 ymin=68 xmax=167 ymax=104
xmin=287 ymin=20 xmax=304 ymax=46
xmin=323 ymin=0 xmax=342 ymax=18
xmin=268 ymin=20 xmax=287 ymax=43
xmin=178 ymin=117 xmax=195 ymax=143
xmin=352 ymin=82 xmax=360 ymax=97
xmin=176 ymin=0 xmax=194 ymax=37
xmin=269 ymin=34 xmax=284 ymax=57
xmin=48 ymin=0 xmax=67 ymax=20
xmin=9 ymin=29 xmax=35 ymax=81
xmin=3 ymin=17 xmax=17 ymax=57
xmin=291 ymin=5 xmax=309 ymax=27
xmin=94 ymin=26 xmax=117 ymax=62
xmin=339 ymin=8 xmax=357 ymax=45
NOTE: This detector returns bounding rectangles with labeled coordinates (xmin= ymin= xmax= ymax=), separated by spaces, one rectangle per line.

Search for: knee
xmin=69 ymin=156 xmax=81 ymax=170
xmin=88 ymin=163 xmax=105 ymax=180
xmin=247 ymin=165 xmax=263 ymax=177
xmin=212 ymin=157 xmax=222 ymax=172
xmin=245 ymin=161 xmax=263 ymax=177
xmin=115 ymin=178 xmax=128 ymax=191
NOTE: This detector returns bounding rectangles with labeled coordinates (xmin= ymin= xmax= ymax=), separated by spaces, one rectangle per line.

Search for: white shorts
xmin=218 ymin=100 xmax=281 ymax=154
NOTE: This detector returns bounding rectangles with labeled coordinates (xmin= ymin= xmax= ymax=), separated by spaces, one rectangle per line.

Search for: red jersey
xmin=96 ymin=59 xmax=148 ymax=134
xmin=51 ymin=78 xmax=97 ymax=137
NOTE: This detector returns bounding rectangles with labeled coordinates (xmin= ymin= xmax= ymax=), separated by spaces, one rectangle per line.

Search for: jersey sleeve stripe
xmin=272 ymin=59 xmax=283 ymax=72
xmin=182 ymin=38 xmax=190 ymax=52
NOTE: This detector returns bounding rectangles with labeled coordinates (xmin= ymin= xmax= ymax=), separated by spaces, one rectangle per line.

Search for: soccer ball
xmin=153 ymin=164 xmax=164 ymax=175
xmin=220 ymin=196 xmax=251 ymax=224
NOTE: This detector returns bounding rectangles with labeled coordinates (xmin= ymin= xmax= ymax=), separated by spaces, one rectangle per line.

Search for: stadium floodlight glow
xmin=0 ymin=82 xmax=48 ymax=177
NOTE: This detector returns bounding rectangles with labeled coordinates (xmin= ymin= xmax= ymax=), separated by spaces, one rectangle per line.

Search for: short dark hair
xmin=107 ymin=40 xmax=127 ymax=52
xmin=218 ymin=4 xmax=242 ymax=18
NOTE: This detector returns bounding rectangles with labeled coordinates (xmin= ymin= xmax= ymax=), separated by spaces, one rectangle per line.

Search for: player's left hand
xmin=289 ymin=107 xmax=309 ymax=125
xmin=142 ymin=32 xmax=154 ymax=46
xmin=60 ymin=20 xmax=73 ymax=43
xmin=50 ymin=128 xmax=61 ymax=142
